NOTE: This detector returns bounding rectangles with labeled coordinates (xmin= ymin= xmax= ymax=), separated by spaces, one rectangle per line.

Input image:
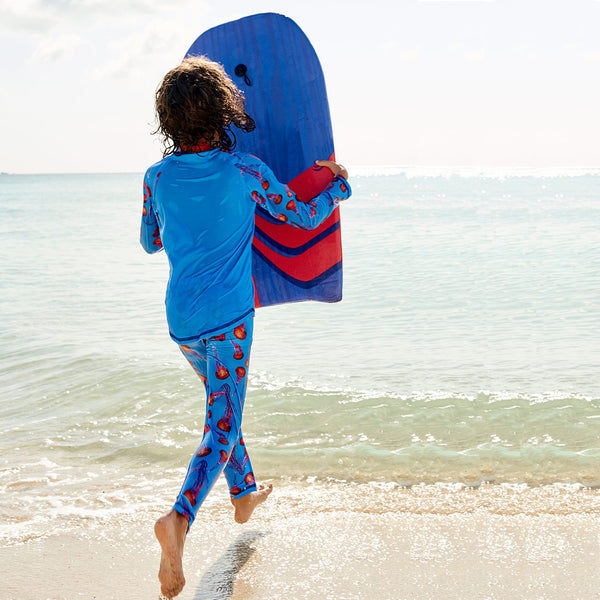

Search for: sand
xmin=1 ymin=482 xmax=599 ymax=600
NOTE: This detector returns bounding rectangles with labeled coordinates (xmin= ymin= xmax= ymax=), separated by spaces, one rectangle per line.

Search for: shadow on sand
xmin=192 ymin=530 xmax=270 ymax=600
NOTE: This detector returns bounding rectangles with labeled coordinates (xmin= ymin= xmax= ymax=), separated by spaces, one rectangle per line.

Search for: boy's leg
xmin=225 ymin=429 xmax=272 ymax=524
xmin=173 ymin=316 xmax=255 ymax=528
xmin=154 ymin=340 xmax=209 ymax=599
xmin=224 ymin=431 xmax=256 ymax=498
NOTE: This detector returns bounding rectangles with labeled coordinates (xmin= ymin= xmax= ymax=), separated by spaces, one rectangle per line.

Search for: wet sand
xmin=2 ymin=482 xmax=600 ymax=600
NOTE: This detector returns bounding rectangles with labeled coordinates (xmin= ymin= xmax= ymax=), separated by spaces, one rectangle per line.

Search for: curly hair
xmin=153 ymin=56 xmax=255 ymax=156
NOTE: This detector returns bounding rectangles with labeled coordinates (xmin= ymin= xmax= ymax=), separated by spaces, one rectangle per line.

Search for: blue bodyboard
xmin=185 ymin=12 xmax=343 ymax=307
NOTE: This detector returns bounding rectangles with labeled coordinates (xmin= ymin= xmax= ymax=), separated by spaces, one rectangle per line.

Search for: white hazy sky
xmin=1 ymin=0 xmax=599 ymax=173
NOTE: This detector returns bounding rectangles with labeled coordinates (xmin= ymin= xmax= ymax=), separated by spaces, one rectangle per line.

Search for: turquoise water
xmin=1 ymin=170 xmax=599 ymax=543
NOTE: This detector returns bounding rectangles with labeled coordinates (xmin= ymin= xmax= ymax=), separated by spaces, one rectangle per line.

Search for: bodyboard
xmin=185 ymin=12 xmax=343 ymax=307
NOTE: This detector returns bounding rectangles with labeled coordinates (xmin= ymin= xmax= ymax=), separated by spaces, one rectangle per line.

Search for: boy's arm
xmin=239 ymin=156 xmax=351 ymax=230
xmin=140 ymin=169 xmax=163 ymax=254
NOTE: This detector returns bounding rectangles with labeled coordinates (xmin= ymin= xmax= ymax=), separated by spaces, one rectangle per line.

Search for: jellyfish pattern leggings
xmin=173 ymin=315 xmax=256 ymax=529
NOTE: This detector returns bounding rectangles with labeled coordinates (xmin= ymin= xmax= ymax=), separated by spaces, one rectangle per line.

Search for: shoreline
xmin=2 ymin=481 xmax=600 ymax=599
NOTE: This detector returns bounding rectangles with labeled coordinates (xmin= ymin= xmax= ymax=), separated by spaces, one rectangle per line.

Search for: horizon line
xmin=3 ymin=165 xmax=600 ymax=177
xmin=0 ymin=164 xmax=600 ymax=177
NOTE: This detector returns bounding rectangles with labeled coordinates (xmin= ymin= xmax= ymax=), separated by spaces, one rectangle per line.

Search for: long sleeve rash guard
xmin=140 ymin=149 xmax=351 ymax=343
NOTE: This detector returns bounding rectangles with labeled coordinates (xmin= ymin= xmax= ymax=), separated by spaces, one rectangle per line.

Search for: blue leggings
xmin=173 ymin=315 xmax=257 ymax=529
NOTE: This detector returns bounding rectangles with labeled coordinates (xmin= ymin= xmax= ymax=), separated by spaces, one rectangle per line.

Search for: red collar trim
xmin=180 ymin=142 xmax=214 ymax=153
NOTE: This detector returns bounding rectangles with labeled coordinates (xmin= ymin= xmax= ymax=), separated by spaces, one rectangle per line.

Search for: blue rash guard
xmin=140 ymin=149 xmax=351 ymax=343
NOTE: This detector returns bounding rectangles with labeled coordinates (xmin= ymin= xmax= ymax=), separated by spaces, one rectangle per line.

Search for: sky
xmin=1 ymin=0 xmax=599 ymax=173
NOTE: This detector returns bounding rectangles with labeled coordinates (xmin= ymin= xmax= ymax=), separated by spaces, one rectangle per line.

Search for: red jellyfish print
xmin=196 ymin=446 xmax=212 ymax=458
xmin=235 ymin=366 xmax=246 ymax=385
xmin=210 ymin=383 xmax=234 ymax=428
xmin=183 ymin=460 xmax=208 ymax=507
xmin=215 ymin=360 xmax=229 ymax=380
xmin=233 ymin=323 xmax=247 ymax=340
xmin=267 ymin=193 xmax=282 ymax=205
xmin=261 ymin=180 xmax=270 ymax=191
xmin=181 ymin=343 xmax=202 ymax=357
xmin=286 ymin=198 xmax=302 ymax=217
xmin=245 ymin=472 xmax=255 ymax=486
xmin=230 ymin=486 xmax=242 ymax=495
xmin=213 ymin=347 xmax=230 ymax=380
xmin=217 ymin=449 xmax=229 ymax=466
xmin=251 ymin=190 xmax=266 ymax=205
xmin=208 ymin=383 xmax=229 ymax=406
xmin=232 ymin=341 xmax=244 ymax=360
xmin=227 ymin=451 xmax=249 ymax=475
xmin=210 ymin=384 xmax=231 ymax=408
xmin=217 ymin=386 xmax=234 ymax=433
xmin=217 ymin=401 xmax=234 ymax=433
xmin=235 ymin=162 xmax=262 ymax=180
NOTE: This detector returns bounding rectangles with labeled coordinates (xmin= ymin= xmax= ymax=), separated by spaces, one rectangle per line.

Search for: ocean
xmin=1 ymin=169 xmax=599 ymax=548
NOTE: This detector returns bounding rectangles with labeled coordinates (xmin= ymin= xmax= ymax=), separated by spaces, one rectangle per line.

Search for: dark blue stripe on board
xmin=253 ymin=221 xmax=340 ymax=257
xmin=252 ymin=246 xmax=342 ymax=289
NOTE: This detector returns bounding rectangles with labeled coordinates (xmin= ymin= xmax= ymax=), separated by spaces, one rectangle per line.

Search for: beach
xmin=2 ymin=481 xmax=600 ymax=599
xmin=1 ymin=171 xmax=599 ymax=598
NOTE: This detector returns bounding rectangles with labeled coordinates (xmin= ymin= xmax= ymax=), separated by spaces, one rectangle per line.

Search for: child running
xmin=140 ymin=56 xmax=351 ymax=599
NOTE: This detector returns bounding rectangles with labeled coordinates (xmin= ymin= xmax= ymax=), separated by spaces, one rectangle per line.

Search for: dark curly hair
xmin=153 ymin=56 xmax=255 ymax=156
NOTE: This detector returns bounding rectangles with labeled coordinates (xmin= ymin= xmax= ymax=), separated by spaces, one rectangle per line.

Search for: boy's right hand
xmin=315 ymin=160 xmax=349 ymax=181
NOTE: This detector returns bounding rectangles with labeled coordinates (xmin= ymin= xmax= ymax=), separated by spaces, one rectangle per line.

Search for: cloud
xmin=0 ymin=0 xmax=182 ymax=32
xmin=0 ymin=0 xmax=56 ymax=32
xmin=2 ymin=0 xmax=208 ymax=71
xmin=30 ymin=33 xmax=82 ymax=62
xmin=92 ymin=22 xmax=182 ymax=80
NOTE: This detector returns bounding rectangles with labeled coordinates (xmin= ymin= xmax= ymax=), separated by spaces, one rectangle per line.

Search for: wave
xmin=2 ymin=472 xmax=599 ymax=546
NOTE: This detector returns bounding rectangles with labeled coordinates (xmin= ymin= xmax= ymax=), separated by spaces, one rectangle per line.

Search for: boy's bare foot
xmin=154 ymin=509 xmax=188 ymax=598
xmin=231 ymin=484 xmax=273 ymax=524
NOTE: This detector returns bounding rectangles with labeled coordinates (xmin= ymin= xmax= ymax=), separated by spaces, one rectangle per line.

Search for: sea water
xmin=1 ymin=169 xmax=599 ymax=545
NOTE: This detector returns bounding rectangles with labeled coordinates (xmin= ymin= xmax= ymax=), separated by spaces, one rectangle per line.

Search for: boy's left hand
xmin=315 ymin=160 xmax=348 ymax=181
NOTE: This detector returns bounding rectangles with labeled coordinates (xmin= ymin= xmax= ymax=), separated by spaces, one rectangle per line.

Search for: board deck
xmin=185 ymin=12 xmax=343 ymax=307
